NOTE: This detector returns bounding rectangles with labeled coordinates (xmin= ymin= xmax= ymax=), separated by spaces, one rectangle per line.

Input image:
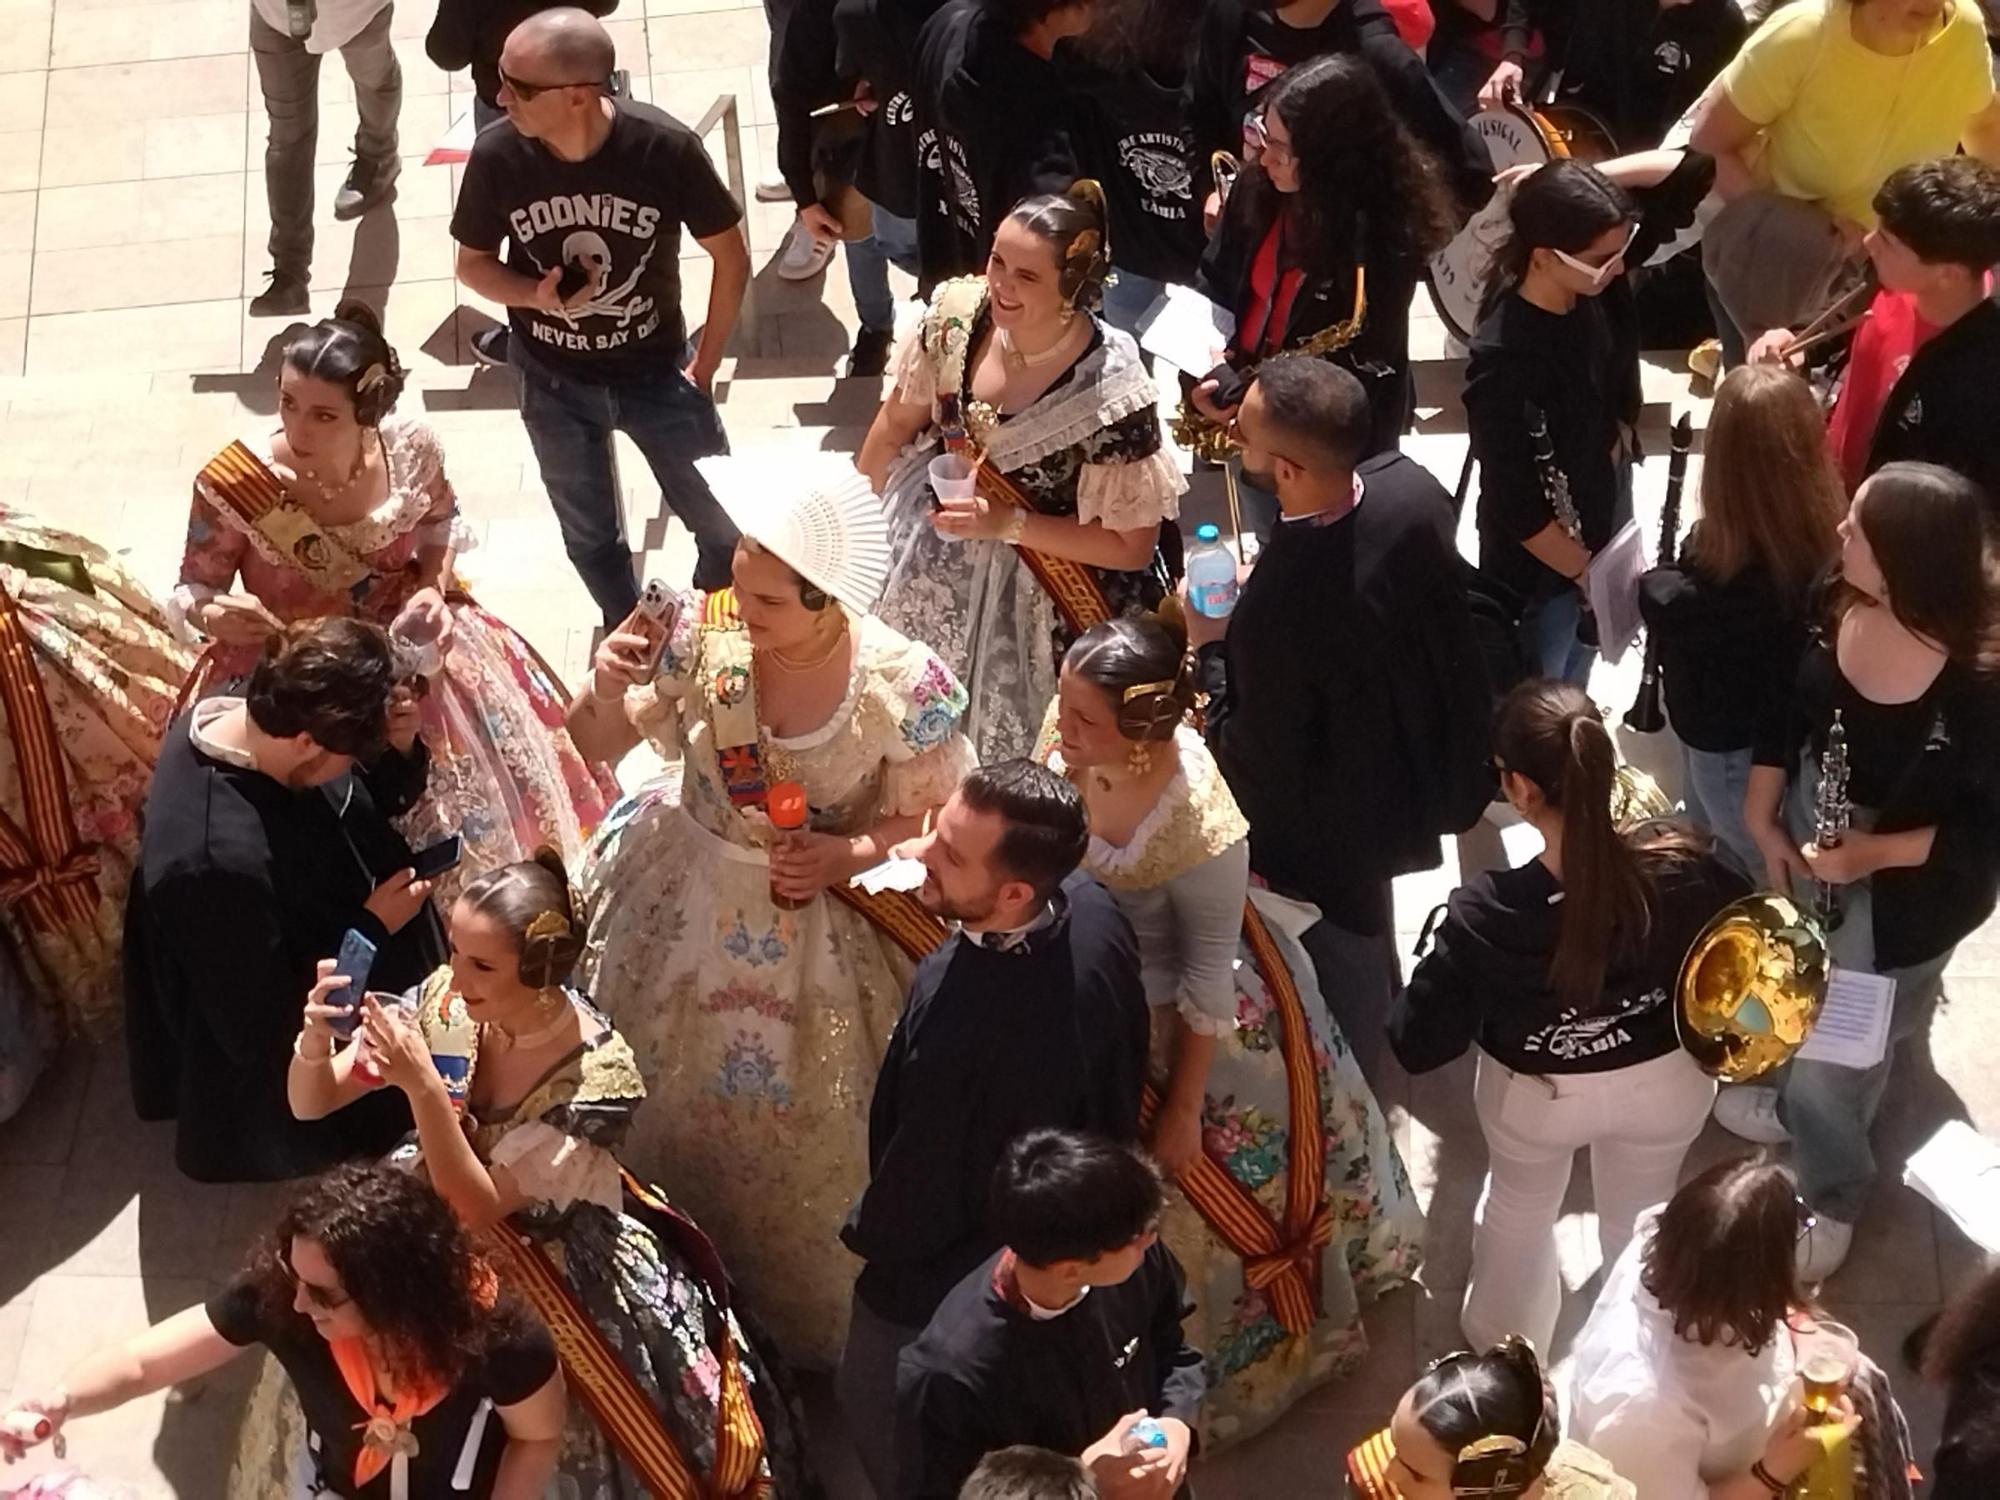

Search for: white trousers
xmin=1461 ymin=1047 xmax=1716 ymax=1353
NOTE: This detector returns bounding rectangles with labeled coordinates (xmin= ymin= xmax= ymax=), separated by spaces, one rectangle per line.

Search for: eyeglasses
xmin=281 ymin=1249 xmax=352 ymax=1313
xmin=1242 ymin=113 xmax=1294 ymax=168
xmin=1551 ymin=223 xmax=1640 ymax=287
xmin=497 ymin=67 xmax=605 ymax=101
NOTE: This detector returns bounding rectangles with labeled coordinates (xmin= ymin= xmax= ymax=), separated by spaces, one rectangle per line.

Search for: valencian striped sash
xmin=0 ymin=578 xmax=99 ymax=932
xmin=974 ymin=458 xmax=1114 ymax=636
xmin=481 ymin=1181 xmax=769 ymax=1499
xmin=196 ymin=441 xmax=373 ymax=592
xmin=1345 ymin=1426 xmax=1398 ymax=1500
xmin=851 ymin=874 xmax=1331 ymax=1336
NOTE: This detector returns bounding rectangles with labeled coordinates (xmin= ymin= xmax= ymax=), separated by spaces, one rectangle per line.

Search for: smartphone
xmin=326 ymin=928 xmax=377 ymax=1040
xmin=409 ymin=834 xmax=464 ymax=881
xmin=632 ymin=578 xmax=681 ymax=671
xmin=557 ymin=260 xmax=591 ymax=300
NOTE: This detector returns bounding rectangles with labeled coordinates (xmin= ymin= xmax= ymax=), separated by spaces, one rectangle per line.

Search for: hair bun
xmin=332 ymin=298 xmax=386 ymax=338
xmin=530 ymin=845 xmax=576 ymax=925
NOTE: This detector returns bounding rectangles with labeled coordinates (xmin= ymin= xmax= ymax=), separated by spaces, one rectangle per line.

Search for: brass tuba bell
xmin=1676 ymin=892 xmax=1828 ymax=1082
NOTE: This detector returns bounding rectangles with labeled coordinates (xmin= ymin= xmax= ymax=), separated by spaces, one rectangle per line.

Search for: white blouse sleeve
xmin=1578 ymin=1404 xmax=1710 ymax=1500
xmin=890 ymin=319 xmax=937 ymax=409
xmin=1161 ymin=838 xmax=1250 ymax=1035
xmin=1076 ymin=448 xmax=1185 ymax=532
xmin=487 ymin=1120 xmax=624 ymax=1214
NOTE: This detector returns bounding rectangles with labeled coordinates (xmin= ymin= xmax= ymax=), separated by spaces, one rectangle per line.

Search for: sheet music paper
xmin=1585 ymin=519 xmax=1646 ymax=666
xmin=1795 ymin=966 xmax=1895 ymax=1070
xmin=1903 ymin=1119 xmax=2000 ymax=1253
xmin=1136 ymin=284 xmax=1236 ymax=378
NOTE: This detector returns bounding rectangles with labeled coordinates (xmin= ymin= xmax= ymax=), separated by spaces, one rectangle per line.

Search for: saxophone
xmin=1172 ymin=266 xmax=1370 ymax=464
xmin=1813 ymin=709 xmax=1851 ymax=931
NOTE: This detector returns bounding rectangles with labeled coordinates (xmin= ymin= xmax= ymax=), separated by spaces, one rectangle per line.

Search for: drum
xmin=1425 ymin=101 xmax=1566 ymax=342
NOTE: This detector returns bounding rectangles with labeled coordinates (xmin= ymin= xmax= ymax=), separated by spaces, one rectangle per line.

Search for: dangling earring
xmin=1059 ymin=303 xmax=1077 ymax=325
xmin=1126 ymin=739 xmax=1153 ymax=776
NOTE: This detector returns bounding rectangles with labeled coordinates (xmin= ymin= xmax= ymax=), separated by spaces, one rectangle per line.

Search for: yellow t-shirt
xmin=1721 ymin=0 xmax=1995 ymax=225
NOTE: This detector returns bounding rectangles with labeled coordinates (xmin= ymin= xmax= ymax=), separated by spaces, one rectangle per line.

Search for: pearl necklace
xmin=291 ymin=428 xmax=378 ymax=504
xmin=999 ymin=327 xmax=1074 ymax=371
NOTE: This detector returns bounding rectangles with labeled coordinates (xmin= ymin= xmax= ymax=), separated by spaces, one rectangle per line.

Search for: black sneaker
xmin=848 ymin=325 xmax=894 ymax=378
xmin=249 ymin=272 xmax=310 ymax=317
xmin=334 ymin=155 xmax=401 ymax=221
xmin=471 ymin=326 xmax=510 ymax=367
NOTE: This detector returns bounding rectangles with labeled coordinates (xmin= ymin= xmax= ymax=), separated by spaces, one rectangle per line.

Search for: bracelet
xmin=995 ymin=506 xmax=1028 ymax=544
xmin=1750 ymin=1460 xmax=1789 ymax=1496
xmin=292 ymin=1030 xmax=333 ymax=1064
xmin=588 ymin=676 xmax=625 ymax=705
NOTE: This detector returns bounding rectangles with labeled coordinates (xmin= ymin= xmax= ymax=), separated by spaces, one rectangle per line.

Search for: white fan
xmin=697 ymin=454 xmax=894 ymax=616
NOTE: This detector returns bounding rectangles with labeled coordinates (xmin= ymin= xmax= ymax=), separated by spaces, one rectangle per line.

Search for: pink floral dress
xmin=174 ymin=417 xmax=616 ymax=890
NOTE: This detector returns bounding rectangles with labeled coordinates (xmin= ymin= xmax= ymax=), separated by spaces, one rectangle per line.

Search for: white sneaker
xmin=1713 ymin=1085 xmax=1790 ymax=1144
xmin=755 ymin=175 xmax=793 ymax=204
xmin=776 ymin=221 xmax=834 ymax=281
xmin=1797 ymin=1214 xmax=1855 ymax=1282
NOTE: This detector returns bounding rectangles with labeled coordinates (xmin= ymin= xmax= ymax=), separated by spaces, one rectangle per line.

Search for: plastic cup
xmin=929 ymin=453 xmax=978 ymax=505
xmin=1793 ymin=1316 xmax=1860 ymax=1417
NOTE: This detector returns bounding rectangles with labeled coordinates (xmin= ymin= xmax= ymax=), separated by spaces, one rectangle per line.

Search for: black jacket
xmin=1196 ymin=175 xmax=1420 ymax=459
xmin=1057 ymin=45 xmax=1205 ymax=285
xmin=912 ymin=0 xmax=1083 ymax=288
xmin=1204 ymin=453 xmax=1495 ymax=933
xmin=1465 ymin=150 xmax=1712 ymax=598
xmin=1389 ymin=839 xmax=1748 ymax=1076
xmin=895 ymin=1243 xmax=1206 ymax=1500
xmin=1754 ymin=641 xmax=2000 ymax=970
xmin=842 ymin=875 xmax=1148 ymax=1328
xmin=1547 ymin=0 xmax=1746 ymax=148
xmin=1862 ymin=296 xmax=2000 ymax=522
xmin=1639 ymin=541 xmax=1812 ymax=753
xmin=834 ymin=0 xmax=947 ymax=216
xmin=1184 ymin=0 xmax=1491 ymax=217
xmin=425 ymin=0 xmax=619 ymax=109
xmin=126 ymin=715 xmax=445 ymax=1182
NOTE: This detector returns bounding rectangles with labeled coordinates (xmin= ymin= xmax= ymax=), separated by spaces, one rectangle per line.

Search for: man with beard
xmin=1187 ymin=0 xmax=1491 ymax=220
xmin=1192 ymin=359 xmax=1493 ymax=1079
xmin=910 ymin=0 xmax=1097 ymax=287
xmin=836 ymin=760 xmax=1146 ymax=1495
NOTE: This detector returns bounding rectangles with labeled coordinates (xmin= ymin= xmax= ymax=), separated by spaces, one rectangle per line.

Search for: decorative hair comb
xmin=355 ymin=362 xmax=389 ymax=394
xmin=525 ymin=909 xmax=571 ymax=943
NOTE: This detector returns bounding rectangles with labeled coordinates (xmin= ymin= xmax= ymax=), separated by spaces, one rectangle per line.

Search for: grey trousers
xmin=250 ymin=3 xmax=401 ymax=280
xmin=836 ymin=1286 xmax=924 ymax=1498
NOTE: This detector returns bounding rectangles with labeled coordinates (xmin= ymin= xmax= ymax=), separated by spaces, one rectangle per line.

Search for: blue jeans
xmin=1100 ymin=267 xmax=1167 ymax=336
xmin=1768 ymin=755 xmax=1956 ymax=1222
xmin=510 ymin=346 xmax=737 ymax=625
xmin=1681 ymin=743 xmax=1759 ymax=877
xmin=848 ymin=204 xmax=919 ymax=334
xmin=1513 ymin=461 xmax=1634 ymax=686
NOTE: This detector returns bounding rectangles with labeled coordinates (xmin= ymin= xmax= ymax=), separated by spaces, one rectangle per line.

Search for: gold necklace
xmin=762 ymin=629 xmax=847 ymax=673
xmin=999 ymin=326 xmax=1074 ymax=371
xmin=485 ymin=995 xmax=573 ymax=1055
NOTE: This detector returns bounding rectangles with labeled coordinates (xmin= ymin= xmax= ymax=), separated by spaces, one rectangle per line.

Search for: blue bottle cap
xmin=1195 ymin=523 xmax=1220 ymax=542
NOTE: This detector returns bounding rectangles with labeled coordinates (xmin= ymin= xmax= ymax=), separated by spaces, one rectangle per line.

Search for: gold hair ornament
xmin=524 ymin=909 xmax=571 ymax=943
xmin=356 ymin=362 xmax=389 ymax=394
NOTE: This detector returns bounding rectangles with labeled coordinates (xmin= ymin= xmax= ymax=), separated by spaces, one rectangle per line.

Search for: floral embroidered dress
xmin=1046 ymin=725 xmax=1424 ymax=1450
xmin=0 ymin=510 xmax=192 ymax=1113
xmin=875 ymin=278 xmax=1185 ymax=761
xmin=578 ymin=604 xmax=976 ymax=1367
xmin=174 ymin=417 xmax=615 ymax=893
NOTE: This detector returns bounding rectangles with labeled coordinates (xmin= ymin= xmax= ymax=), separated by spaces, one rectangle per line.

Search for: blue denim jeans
xmin=1513 ymin=460 xmax=1634 ymax=686
xmin=510 ymin=346 xmax=736 ymax=625
xmin=848 ymin=204 xmax=920 ymax=334
xmin=1099 ymin=267 xmax=1167 ymax=336
xmin=1681 ymin=743 xmax=1759 ymax=877
xmin=1769 ymin=753 xmax=1956 ymax=1222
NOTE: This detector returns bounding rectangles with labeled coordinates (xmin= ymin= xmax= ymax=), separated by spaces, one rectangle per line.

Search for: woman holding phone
xmin=279 ymin=852 xmax=816 ymax=1496
xmin=175 ymin=301 xmax=617 ymax=895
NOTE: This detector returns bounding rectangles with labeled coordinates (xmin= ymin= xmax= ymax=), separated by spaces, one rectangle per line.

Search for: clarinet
xmin=1625 ymin=411 xmax=1695 ymax=732
xmin=1525 ymin=401 xmax=1597 ymax=647
xmin=1814 ymin=709 xmax=1851 ymax=930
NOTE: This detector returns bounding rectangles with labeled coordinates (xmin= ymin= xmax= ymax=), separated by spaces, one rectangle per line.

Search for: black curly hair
xmin=456 ymin=849 xmax=585 ymax=989
xmin=1251 ymin=54 xmax=1458 ymax=270
xmin=282 ymin=298 xmax=410 ymax=427
xmin=244 ymin=617 xmax=395 ymax=759
xmin=247 ymin=1162 xmax=524 ymax=1388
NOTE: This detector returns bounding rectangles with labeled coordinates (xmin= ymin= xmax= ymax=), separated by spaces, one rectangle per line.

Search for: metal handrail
xmin=694 ymin=93 xmax=748 ymax=211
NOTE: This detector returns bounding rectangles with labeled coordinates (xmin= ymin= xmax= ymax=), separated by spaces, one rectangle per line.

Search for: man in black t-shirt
xmin=451 ymin=8 xmax=750 ymax=623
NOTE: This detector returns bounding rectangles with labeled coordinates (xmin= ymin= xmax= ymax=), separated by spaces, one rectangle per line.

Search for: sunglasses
xmin=281 ymin=1248 xmax=352 ymax=1313
xmin=498 ymin=67 xmax=605 ymax=101
xmin=1551 ymin=223 xmax=1640 ymax=286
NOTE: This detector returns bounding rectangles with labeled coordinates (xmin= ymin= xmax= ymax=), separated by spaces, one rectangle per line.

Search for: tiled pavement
xmin=0 ymin=0 xmax=1997 ymax=1492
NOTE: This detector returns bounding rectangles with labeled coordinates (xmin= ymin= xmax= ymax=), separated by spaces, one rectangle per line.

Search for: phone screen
xmin=410 ymin=835 xmax=464 ymax=881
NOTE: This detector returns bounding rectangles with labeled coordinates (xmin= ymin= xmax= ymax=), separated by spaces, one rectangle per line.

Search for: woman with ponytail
xmin=1349 ymin=1337 xmax=1634 ymax=1499
xmin=279 ymin=851 xmax=815 ymax=1496
xmin=1388 ymin=679 xmax=1748 ymax=1353
xmin=1043 ymin=614 xmax=1421 ymax=1446
xmin=175 ymin=299 xmax=617 ymax=896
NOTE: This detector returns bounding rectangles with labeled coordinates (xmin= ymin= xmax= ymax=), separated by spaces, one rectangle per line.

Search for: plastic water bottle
xmin=1120 ymin=1416 xmax=1169 ymax=1456
xmin=1186 ymin=524 xmax=1239 ymax=619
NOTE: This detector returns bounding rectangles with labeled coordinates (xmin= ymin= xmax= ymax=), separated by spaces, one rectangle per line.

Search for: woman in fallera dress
xmin=283 ymin=853 xmax=816 ymax=1496
xmin=1039 ymin=614 xmax=1422 ymax=1448
xmin=568 ymin=454 xmax=976 ymax=1368
xmin=173 ymin=300 xmax=614 ymax=893
xmin=858 ymin=182 xmax=1186 ymax=762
